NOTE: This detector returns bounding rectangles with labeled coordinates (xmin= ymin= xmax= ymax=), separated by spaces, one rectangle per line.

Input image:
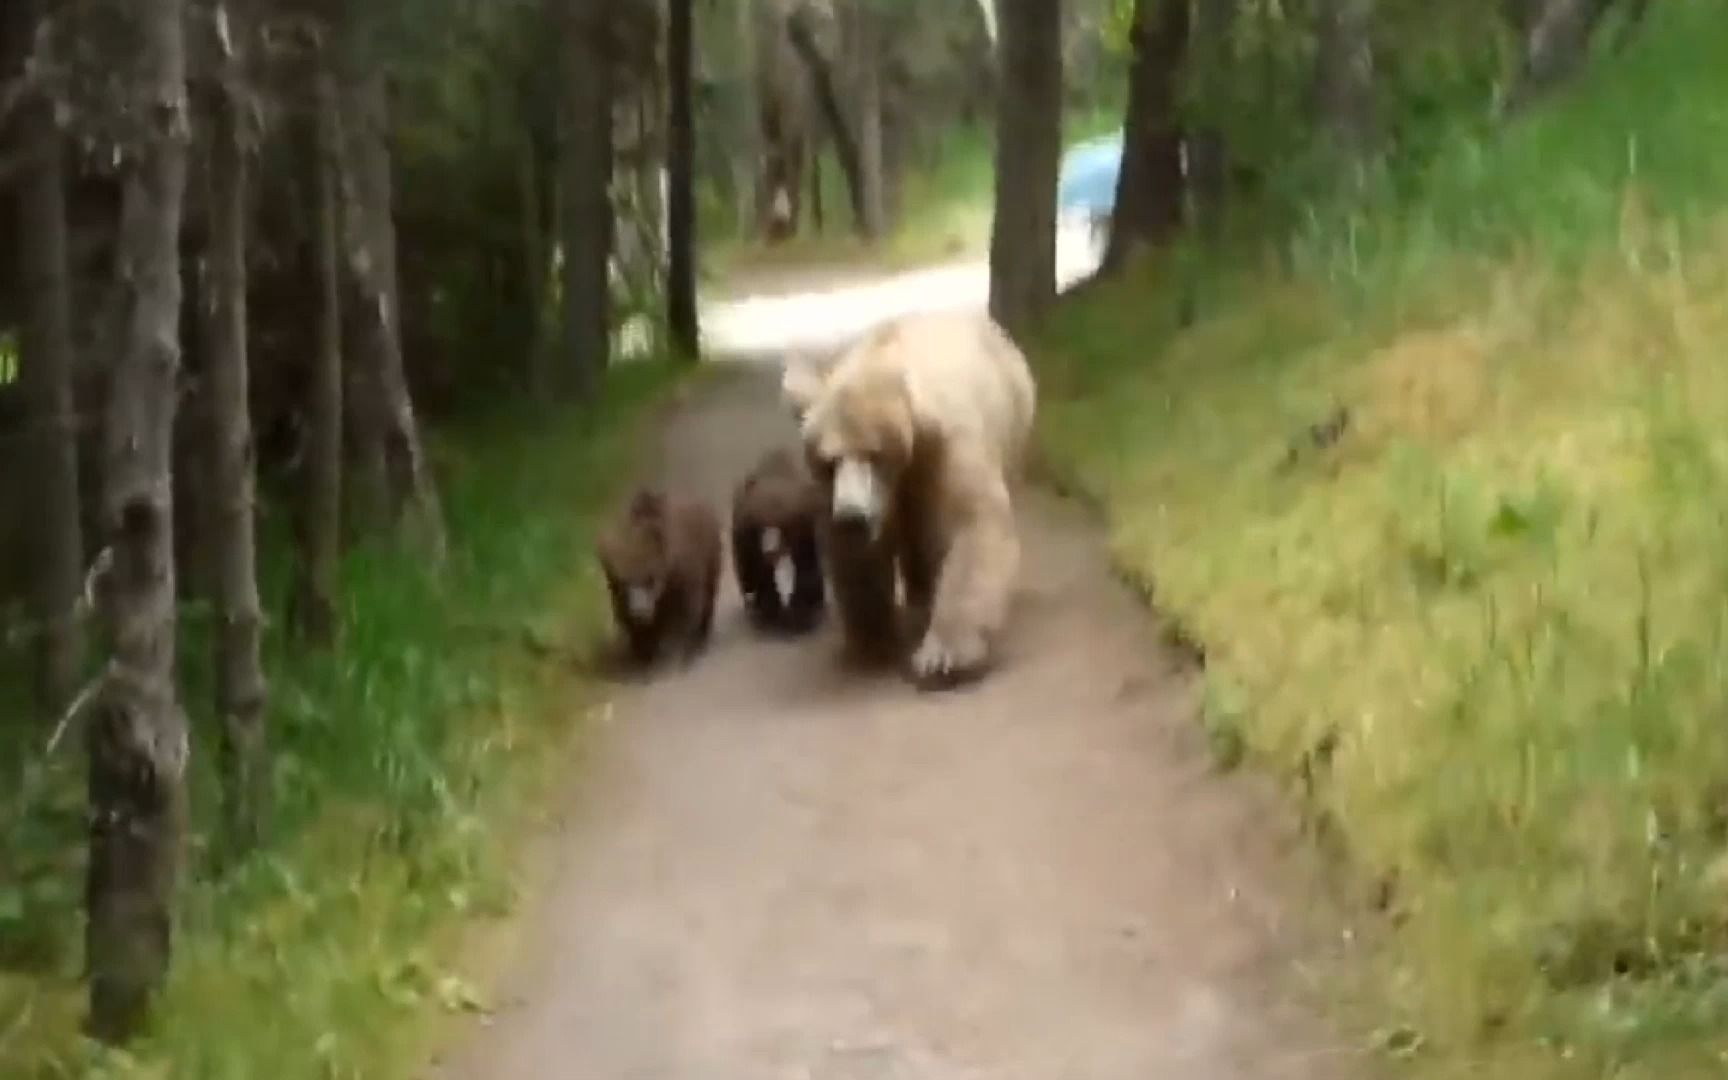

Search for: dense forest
xmin=3 ymin=0 xmax=1722 ymax=1077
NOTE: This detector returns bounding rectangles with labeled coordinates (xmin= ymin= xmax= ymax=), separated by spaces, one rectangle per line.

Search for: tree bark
xmin=87 ymin=0 xmax=190 ymax=1043
xmin=987 ymin=0 xmax=1062 ymax=334
xmin=200 ymin=0 xmax=268 ymax=856
xmin=851 ymin=5 xmax=886 ymax=239
xmin=1506 ymin=0 xmax=1618 ymax=111
xmin=1101 ymin=0 xmax=1191 ymax=275
xmin=809 ymin=140 xmax=825 ymax=230
xmin=337 ymin=63 xmax=445 ymax=560
xmin=293 ymin=62 xmax=343 ymax=644
xmin=666 ymin=0 xmax=699 ymax=358
xmin=1189 ymin=0 xmax=1236 ymax=242
xmin=786 ymin=6 xmax=871 ymax=237
xmin=519 ymin=136 xmax=552 ymax=392
xmin=14 ymin=0 xmax=85 ymax=719
xmin=558 ymin=0 xmax=614 ymax=398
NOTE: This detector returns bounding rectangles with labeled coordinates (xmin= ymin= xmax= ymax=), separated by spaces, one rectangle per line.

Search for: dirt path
xmin=429 ymin=359 xmax=1368 ymax=1080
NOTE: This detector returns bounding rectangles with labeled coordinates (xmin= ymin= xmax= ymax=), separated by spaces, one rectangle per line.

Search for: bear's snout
xmin=831 ymin=458 xmax=886 ymax=537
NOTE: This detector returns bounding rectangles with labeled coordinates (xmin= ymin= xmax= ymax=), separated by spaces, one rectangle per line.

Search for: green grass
xmin=1033 ymin=3 xmax=1728 ymax=1076
xmin=0 ymin=360 xmax=684 ymax=1079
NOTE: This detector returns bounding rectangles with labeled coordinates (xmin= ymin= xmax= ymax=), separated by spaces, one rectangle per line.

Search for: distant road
xmin=698 ymin=221 xmax=1104 ymax=362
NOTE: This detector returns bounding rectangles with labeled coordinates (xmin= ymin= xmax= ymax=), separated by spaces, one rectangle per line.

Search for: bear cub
xmin=596 ymin=488 xmax=722 ymax=667
xmin=731 ymin=447 xmax=826 ymax=634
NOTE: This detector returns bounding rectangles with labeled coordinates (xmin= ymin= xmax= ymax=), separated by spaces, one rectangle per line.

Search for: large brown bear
xmin=781 ymin=310 xmax=1037 ymax=689
xmin=731 ymin=447 xmax=826 ymax=634
xmin=596 ymin=488 xmax=722 ymax=667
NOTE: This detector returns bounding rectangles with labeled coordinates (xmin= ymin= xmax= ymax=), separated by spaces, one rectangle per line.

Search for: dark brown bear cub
xmin=731 ymin=447 xmax=826 ymax=634
xmin=596 ymin=488 xmax=722 ymax=667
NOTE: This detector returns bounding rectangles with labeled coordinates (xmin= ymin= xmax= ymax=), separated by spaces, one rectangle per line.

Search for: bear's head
xmin=600 ymin=490 xmax=674 ymax=621
xmin=788 ymin=363 xmax=916 ymax=546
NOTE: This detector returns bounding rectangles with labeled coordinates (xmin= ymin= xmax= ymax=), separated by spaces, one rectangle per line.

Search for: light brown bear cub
xmin=596 ymin=488 xmax=722 ymax=667
xmin=731 ymin=447 xmax=827 ymax=634
xmin=781 ymin=310 xmax=1037 ymax=689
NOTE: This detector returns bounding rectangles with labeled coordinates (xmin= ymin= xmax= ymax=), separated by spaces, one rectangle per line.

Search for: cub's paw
xmin=909 ymin=627 xmax=989 ymax=690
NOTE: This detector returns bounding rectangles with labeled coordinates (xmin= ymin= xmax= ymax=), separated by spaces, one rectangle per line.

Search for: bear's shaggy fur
xmin=596 ymin=488 xmax=722 ymax=667
xmin=781 ymin=310 xmax=1037 ymax=688
xmin=730 ymin=447 xmax=826 ymax=634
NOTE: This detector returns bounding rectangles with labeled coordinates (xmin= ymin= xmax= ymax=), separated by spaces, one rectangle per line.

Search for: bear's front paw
xmin=909 ymin=627 xmax=988 ymax=690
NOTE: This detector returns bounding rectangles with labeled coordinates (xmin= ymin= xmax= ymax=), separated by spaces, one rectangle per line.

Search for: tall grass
xmin=0 ymin=360 xmax=681 ymax=1078
xmin=1036 ymin=3 xmax=1728 ymax=1076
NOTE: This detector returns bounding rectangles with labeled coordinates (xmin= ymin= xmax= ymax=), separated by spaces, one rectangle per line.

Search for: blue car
xmin=1057 ymin=132 xmax=1123 ymax=243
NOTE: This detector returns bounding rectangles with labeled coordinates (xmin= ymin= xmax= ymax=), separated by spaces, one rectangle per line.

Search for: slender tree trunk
xmin=1506 ymin=0 xmax=1618 ymax=111
xmin=973 ymin=0 xmax=999 ymax=44
xmin=809 ymin=142 xmax=825 ymax=231
xmin=987 ymin=0 xmax=1062 ymax=334
xmin=337 ymin=65 xmax=445 ymax=560
xmin=1102 ymin=0 xmax=1191 ymax=274
xmin=519 ymin=134 xmax=555 ymax=393
xmin=1312 ymin=0 xmax=1376 ymax=166
xmin=201 ymin=0 xmax=268 ymax=856
xmin=293 ymin=62 xmax=343 ymax=643
xmin=851 ymin=6 xmax=886 ymax=240
xmin=87 ymin=0 xmax=190 ymax=1043
xmin=1189 ymin=0 xmax=1237 ymax=242
xmin=786 ymin=7 xmax=870 ymax=236
xmin=734 ymin=0 xmax=759 ymax=236
xmin=15 ymin=4 xmax=85 ymax=718
xmin=666 ymin=0 xmax=698 ymax=358
xmin=559 ymin=0 xmax=614 ymax=397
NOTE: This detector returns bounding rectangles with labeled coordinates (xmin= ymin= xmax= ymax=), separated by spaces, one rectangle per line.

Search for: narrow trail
xmin=431 ymin=273 xmax=1367 ymax=1079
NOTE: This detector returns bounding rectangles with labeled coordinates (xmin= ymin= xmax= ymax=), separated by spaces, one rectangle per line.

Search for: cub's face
xmin=601 ymin=499 xmax=671 ymax=623
xmin=799 ymin=375 xmax=914 ymax=544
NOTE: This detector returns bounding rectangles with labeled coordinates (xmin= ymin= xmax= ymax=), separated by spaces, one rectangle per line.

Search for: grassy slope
xmin=1035 ymin=5 xmax=1728 ymax=1077
xmin=0 ymin=362 xmax=684 ymax=1079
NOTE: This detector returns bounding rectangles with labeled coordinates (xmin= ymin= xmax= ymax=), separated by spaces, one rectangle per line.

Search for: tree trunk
xmin=1189 ymin=0 xmax=1237 ymax=242
xmin=87 ymin=0 xmax=190 ymax=1043
xmin=201 ymin=0 xmax=268 ymax=856
xmin=1506 ymin=0 xmax=1618 ymax=111
xmin=733 ymin=0 xmax=759 ymax=236
xmin=558 ymin=0 xmax=614 ymax=398
xmin=851 ymin=6 xmax=886 ymax=240
xmin=786 ymin=7 xmax=871 ymax=237
xmin=666 ymin=0 xmax=699 ymax=358
xmin=519 ymin=137 xmax=551 ymax=392
xmin=1102 ymin=0 xmax=1191 ymax=275
xmin=1312 ymin=0 xmax=1376 ymax=166
xmin=337 ymin=64 xmax=445 ymax=560
xmin=293 ymin=62 xmax=343 ymax=644
xmin=809 ymin=142 xmax=825 ymax=231
xmin=14 ymin=3 xmax=85 ymax=719
xmin=987 ymin=0 xmax=1062 ymax=334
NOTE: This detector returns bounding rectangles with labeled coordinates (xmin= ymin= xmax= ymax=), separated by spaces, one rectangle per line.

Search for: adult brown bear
xmin=781 ymin=310 xmax=1037 ymax=689
xmin=730 ymin=447 xmax=826 ymax=634
xmin=595 ymin=488 xmax=722 ymax=667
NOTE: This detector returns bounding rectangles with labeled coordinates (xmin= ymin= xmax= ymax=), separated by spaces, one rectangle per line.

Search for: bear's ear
xmin=780 ymin=357 xmax=825 ymax=422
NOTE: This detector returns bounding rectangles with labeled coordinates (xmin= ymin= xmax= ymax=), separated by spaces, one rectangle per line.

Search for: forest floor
xmin=425 ymin=265 xmax=1372 ymax=1079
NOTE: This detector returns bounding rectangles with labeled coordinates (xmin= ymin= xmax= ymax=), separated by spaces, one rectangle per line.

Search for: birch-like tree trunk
xmin=86 ymin=0 xmax=191 ymax=1042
